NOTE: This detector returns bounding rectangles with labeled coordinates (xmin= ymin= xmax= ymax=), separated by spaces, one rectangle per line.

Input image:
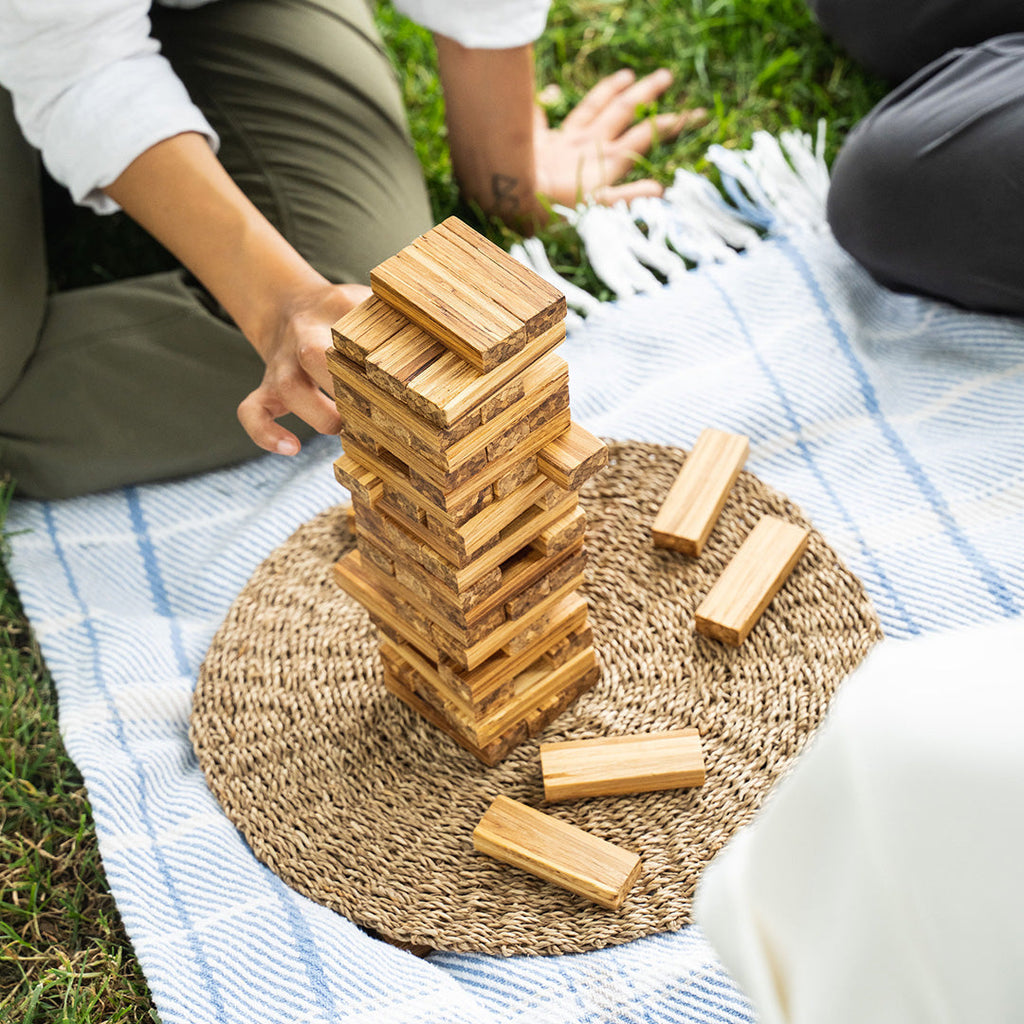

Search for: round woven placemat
xmin=192 ymin=440 xmax=882 ymax=956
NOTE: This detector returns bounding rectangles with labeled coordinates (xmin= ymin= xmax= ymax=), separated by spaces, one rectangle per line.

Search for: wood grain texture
xmin=695 ymin=516 xmax=809 ymax=646
xmin=330 ymin=295 xmax=409 ymax=365
xmin=371 ymin=249 xmax=520 ymax=372
xmin=396 ymin=321 xmax=566 ymax=428
xmin=540 ymin=728 xmax=705 ymax=802
xmin=651 ymin=429 xmax=749 ymax=556
xmin=538 ymin=421 xmax=609 ymax=491
xmin=473 ymin=796 xmax=641 ymax=909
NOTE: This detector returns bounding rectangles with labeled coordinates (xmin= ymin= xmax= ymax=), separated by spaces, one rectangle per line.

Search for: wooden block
xmin=328 ymin=347 xmax=482 ymax=454
xmin=540 ymin=729 xmax=705 ymax=802
xmin=473 ymin=796 xmax=641 ymax=909
xmin=651 ymin=429 xmax=750 ymax=556
xmin=438 ymin=592 xmax=589 ymax=701
xmin=538 ymin=422 xmax=609 ymax=491
xmin=357 ymin=484 xmax=578 ymax=594
xmin=338 ymin=546 xmax=587 ymax=672
xmin=395 ymin=321 xmax=566 ymax=429
xmin=431 ymin=571 xmax=586 ymax=672
xmin=470 ymin=647 xmax=597 ymax=746
xmin=381 ymin=660 xmax=530 ymax=766
xmin=357 ymin=536 xmax=395 ymax=578
xmin=333 ymin=453 xmax=383 ymax=505
xmin=695 ymin=516 xmax=810 ymax=646
xmin=539 ymin=625 xmax=593 ymax=671
xmin=333 ymin=550 xmax=438 ymax=661
xmin=382 ymin=644 xmax=598 ymax=766
xmin=371 ymin=247 xmax=524 ymax=372
xmin=523 ymin=655 xmax=600 ymax=737
xmin=368 ymin=218 xmax=565 ymax=374
xmin=532 ymin=505 xmax=586 ymax=557
xmin=493 ymin=457 xmax=538 ymax=500
xmin=393 ymin=537 xmax=584 ymax=630
xmin=342 ymin=385 xmax=573 ymax=499
xmin=378 ymin=474 xmax=556 ymax=566
xmin=330 ymin=295 xmax=410 ymax=365
xmin=424 ymin=218 xmax=566 ymax=326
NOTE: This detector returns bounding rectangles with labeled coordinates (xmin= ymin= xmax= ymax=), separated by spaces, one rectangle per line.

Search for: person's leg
xmin=806 ymin=0 xmax=1024 ymax=82
xmin=0 ymin=90 xmax=48 ymax=398
xmin=826 ymin=35 xmax=1024 ymax=318
xmin=0 ymin=0 xmax=431 ymax=499
xmin=151 ymin=0 xmax=432 ymax=285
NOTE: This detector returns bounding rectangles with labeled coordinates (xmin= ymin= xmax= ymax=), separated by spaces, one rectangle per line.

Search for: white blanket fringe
xmin=512 ymin=121 xmax=830 ymax=309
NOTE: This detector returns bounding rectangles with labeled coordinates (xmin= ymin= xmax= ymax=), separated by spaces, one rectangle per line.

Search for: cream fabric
xmin=696 ymin=616 xmax=1024 ymax=1023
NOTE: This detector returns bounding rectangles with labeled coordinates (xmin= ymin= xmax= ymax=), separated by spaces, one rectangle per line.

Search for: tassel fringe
xmin=512 ymin=121 xmax=830 ymax=315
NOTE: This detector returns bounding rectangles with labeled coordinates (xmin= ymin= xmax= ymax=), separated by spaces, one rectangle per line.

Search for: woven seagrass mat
xmin=191 ymin=440 xmax=882 ymax=956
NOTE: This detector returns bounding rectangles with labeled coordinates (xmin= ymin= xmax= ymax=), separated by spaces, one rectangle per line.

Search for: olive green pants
xmin=0 ymin=0 xmax=432 ymax=498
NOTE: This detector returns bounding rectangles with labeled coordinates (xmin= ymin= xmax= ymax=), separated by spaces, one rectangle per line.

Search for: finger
xmin=296 ymin=333 xmax=336 ymax=394
xmin=238 ymin=388 xmax=303 ymax=455
xmin=560 ymin=68 xmax=638 ymax=131
xmin=238 ymin=377 xmax=341 ymax=454
xmin=590 ymin=178 xmax=667 ymax=206
xmin=584 ymin=68 xmax=677 ymax=142
xmin=609 ymin=109 xmax=707 ymax=160
xmin=274 ymin=373 xmax=342 ymax=436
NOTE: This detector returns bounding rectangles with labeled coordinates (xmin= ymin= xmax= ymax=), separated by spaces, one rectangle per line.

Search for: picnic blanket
xmin=7 ymin=128 xmax=1024 ymax=1024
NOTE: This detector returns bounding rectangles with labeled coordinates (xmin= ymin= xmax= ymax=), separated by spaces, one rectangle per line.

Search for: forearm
xmin=103 ymin=131 xmax=327 ymax=353
xmin=433 ymin=35 xmax=540 ymax=225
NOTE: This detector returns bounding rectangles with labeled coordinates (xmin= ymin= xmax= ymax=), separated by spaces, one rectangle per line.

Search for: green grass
xmin=2 ymin=2 xmax=882 ymax=1019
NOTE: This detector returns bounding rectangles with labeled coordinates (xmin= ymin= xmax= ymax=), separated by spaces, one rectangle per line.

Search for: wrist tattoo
xmin=491 ymin=173 xmax=520 ymax=213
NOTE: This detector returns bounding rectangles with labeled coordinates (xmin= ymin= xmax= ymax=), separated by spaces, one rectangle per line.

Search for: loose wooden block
xmin=695 ymin=516 xmax=810 ymax=646
xmin=651 ymin=429 xmax=750 ymax=556
xmin=538 ymin=422 xmax=609 ymax=491
xmin=540 ymin=729 xmax=705 ymax=802
xmin=473 ymin=796 xmax=641 ymax=909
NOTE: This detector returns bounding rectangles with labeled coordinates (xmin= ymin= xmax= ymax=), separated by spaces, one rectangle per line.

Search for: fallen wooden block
xmin=695 ymin=516 xmax=810 ymax=646
xmin=473 ymin=796 xmax=641 ymax=909
xmin=651 ymin=428 xmax=749 ymax=556
xmin=540 ymin=729 xmax=705 ymax=802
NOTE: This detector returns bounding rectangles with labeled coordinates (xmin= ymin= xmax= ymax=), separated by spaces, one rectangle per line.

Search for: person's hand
xmin=237 ymin=281 xmax=370 ymax=455
xmin=533 ymin=68 xmax=705 ymax=212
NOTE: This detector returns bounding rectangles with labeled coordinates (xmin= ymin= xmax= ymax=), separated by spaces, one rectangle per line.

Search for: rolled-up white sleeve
xmin=0 ymin=0 xmax=217 ymax=213
xmin=392 ymin=0 xmax=551 ymax=48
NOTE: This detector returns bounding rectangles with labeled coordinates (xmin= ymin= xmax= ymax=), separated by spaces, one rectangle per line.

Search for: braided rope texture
xmin=192 ymin=440 xmax=882 ymax=956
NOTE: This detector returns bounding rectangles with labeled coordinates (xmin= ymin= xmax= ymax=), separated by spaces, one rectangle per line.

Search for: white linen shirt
xmin=0 ymin=0 xmax=550 ymax=212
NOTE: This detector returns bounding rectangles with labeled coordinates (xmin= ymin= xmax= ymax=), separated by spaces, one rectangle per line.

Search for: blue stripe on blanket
xmin=7 ymin=215 xmax=1024 ymax=1022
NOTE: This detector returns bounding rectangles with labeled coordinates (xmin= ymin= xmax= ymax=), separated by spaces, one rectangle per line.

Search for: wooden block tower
xmin=327 ymin=217 xmax=608 ymax=765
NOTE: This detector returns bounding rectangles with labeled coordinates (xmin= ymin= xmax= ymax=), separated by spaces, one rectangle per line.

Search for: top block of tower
xmin=368 ymin=217 xmax=567 ymax=373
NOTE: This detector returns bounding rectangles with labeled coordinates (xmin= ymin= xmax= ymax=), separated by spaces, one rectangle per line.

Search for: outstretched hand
xmin=236 ymin=281 xmax=370 ymax=456
xmin=534 ymin=68 xmax=706 ymax=212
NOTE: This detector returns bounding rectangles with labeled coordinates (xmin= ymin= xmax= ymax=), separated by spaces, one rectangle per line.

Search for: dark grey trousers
xmin=809 ymin=0 xmax=1024 ymax=317
xmin=0 ymin=0 xmax=431 ymax=498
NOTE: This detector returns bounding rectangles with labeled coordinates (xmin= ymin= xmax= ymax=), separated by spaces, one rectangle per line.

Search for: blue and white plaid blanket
xmin=7 ymin=133 xmax=1024 ymax=1023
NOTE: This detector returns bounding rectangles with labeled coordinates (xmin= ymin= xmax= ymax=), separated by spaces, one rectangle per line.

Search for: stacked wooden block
xmin=327 ymin=217 xmax=609 ymax=765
